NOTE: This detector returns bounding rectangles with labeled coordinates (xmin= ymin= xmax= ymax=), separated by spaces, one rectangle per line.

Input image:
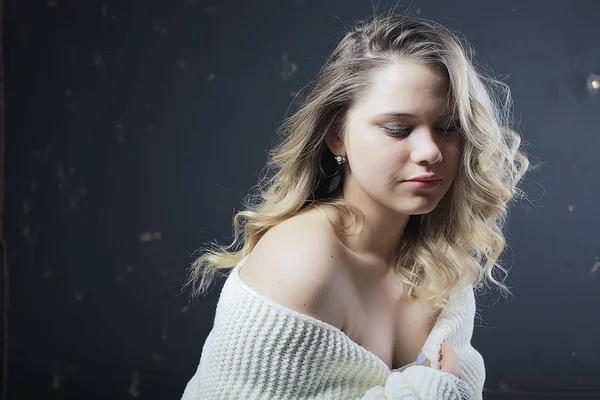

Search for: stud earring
xmin=335 ymin=154 xmax=346 ymax=164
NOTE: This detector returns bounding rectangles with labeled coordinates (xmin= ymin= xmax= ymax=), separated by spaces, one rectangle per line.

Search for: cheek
xmin=353 ymin=144 xmax=408 ymax=179
xmin=444 ymin=139 xmax=462 ymax=174
xmin=352 ymin=151 xmax=410 ymax=194
xmin=349 ymin=132 xmax=388 ymax=172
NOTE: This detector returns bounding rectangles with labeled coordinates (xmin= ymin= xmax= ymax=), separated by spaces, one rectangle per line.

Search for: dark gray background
xmin=4 ymin=0 xmax=600 ymax=399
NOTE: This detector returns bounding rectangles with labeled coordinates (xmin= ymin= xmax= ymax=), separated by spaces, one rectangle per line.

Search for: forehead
xmin=356 ymin=61 xmax=453 ymax=119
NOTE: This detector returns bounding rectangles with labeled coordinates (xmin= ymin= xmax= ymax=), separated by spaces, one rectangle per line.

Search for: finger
xmin=441 ymin=341 xmax=449 ymax=353
xmin=440 ymin=342 xmax=447 ymax=356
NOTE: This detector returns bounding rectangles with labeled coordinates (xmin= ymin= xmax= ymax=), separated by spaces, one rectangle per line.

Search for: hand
xmin=419 ymin=341 xmax=463 ymax=379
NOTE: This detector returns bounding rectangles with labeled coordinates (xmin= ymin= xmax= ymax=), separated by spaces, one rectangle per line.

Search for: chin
xmin=395 ymin=197 xmax=442 ymax=215
xmin=408 ymin=206 xmax=437 ymax=215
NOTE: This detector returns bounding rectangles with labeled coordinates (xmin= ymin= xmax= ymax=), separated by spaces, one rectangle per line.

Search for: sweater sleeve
xmin=426 ymin=283 xmax=485 ymax=399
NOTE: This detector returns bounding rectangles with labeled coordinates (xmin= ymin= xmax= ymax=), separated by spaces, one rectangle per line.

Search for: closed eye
xmin=381 ymin=125 xmax=411 ymax=136
xmin=437 ymin=122 xmax=461 ymax=134
xmin=381 ymin=124 xmax=460 ymax=137
xmin=436 ymin=126 xmax=456 ymax=134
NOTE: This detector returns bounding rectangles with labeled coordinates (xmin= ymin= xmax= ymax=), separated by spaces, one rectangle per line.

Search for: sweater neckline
xmin=230 ymin=256 xmax=424 ymax=373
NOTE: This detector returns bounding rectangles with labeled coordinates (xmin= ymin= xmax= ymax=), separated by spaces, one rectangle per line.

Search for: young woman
xmin=182 ymin=13 xmax=529 ymax=400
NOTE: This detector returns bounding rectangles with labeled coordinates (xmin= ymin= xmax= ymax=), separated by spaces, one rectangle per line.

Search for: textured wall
xmin=4 ymin=0 xmax=600 ymax=399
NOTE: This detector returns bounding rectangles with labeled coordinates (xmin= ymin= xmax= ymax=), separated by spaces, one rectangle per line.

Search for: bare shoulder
xmin=238 ymin=206 xmax=350 ymax=330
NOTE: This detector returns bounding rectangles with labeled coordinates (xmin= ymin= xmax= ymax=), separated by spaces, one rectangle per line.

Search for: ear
xmin=325 ymin=132 xmax=344 ymax=155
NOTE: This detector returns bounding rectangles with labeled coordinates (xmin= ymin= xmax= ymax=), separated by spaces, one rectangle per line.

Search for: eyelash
xmin=381 ymin=125 xmax=459 ymax=137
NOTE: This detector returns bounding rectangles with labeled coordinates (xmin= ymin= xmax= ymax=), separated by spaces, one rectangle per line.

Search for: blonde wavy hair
xmin=186 ymin=14 xmax=530 ymax=312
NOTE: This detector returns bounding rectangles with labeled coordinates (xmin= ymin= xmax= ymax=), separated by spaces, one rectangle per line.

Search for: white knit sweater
xmin=182 ymin=256 xmax=485 ymax=399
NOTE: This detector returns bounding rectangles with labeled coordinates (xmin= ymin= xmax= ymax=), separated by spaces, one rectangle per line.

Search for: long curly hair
xmin=185 ymin=13 xmax=531 ymax=312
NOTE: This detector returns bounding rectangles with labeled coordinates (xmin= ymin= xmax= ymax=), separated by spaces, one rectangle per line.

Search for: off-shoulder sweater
xmin=182 ymin=256 xmax=485 ymax=399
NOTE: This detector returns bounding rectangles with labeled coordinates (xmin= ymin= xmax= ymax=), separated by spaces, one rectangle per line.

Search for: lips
xmin=403 ymin=179 xmax=442 ymax=189
xmin=406 ymin=178 xmax=441 ymax=182
xmin=403 ymin=174 xmax=442 ymax=182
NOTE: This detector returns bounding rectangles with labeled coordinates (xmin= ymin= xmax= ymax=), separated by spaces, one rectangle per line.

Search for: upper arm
xmin=238 ymin=216 xmax=348 ymax=330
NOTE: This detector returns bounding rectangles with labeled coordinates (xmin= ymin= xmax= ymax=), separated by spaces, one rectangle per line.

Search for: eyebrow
xmin=378 ymin=112 xmax=459 ymax=123
xmin=377 ymin=112 xmax=458 ymax=121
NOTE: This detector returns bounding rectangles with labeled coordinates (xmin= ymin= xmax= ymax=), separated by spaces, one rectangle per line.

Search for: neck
xmin=335 ymin=185 xmax=410 ymax=268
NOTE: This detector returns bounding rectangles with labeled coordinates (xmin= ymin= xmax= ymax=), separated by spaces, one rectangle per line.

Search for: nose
xmin=409 ymin=127 xmax=443 ymax=165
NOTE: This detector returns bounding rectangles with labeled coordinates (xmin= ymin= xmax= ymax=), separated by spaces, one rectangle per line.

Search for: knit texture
xmin=182 ymin=257 xmax=485 ymax=399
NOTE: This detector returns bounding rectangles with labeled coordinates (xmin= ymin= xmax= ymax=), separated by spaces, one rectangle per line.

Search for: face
xmin=328 ymin=61 xmax=462 ymax=215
